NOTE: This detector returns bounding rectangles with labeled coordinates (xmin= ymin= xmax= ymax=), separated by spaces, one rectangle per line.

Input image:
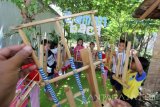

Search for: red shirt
xmin=21 ymin=63 xmax=40 ymax=81
xmin=102 ymin=53 xmax=109 ymax=71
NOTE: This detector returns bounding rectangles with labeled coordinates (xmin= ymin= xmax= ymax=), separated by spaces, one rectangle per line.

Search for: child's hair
xmin=77 ymin=38 xmax=83 ymax=46
xmin=50 ymin=41 xmax=58 ymax=49
xmin=132 ymin=57 xmax=149 ymax=71
xmin=119 ymin=39 xmax=128 ymax=47
xmin=90 ymin=42 xmax=95 ymax=46
xmin=41 ymin=39 xmax=51 ymax=46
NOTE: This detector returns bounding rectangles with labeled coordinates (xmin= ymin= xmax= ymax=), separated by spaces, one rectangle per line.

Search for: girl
xmin=74 ymin=38 xmax=84 ymax=70
xmin=89 ymin=42 xmax=98 ymax=62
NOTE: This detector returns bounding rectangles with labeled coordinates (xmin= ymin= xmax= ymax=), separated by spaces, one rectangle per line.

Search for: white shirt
xmin=112 ymin=51 xmax=126 ymax=74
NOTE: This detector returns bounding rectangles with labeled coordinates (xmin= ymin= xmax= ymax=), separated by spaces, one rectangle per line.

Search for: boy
xmin=110 ymin=39 xmax=127 ymax=93
xmin=120 ymin=49 xmax=149 ymax=107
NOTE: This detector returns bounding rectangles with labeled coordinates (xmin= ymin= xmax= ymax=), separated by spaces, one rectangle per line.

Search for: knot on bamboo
xmin=44 ymin=80 xmax=50 ymax=85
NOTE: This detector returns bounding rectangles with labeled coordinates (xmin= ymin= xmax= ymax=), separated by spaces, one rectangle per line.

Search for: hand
xmin=109 ymin=99 xmax=132 ymax=107
xmin=130 ymin=49 xmax=137 ymax=57
xmin=0 ymin=44 xmax=35 ymax=107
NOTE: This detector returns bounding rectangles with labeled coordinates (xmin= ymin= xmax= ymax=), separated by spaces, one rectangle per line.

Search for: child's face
xmin=45 ymin=43 xmax=51 ymax=50
xmin=90 ymin=44 xmax=95 ymax=49
xmin=78 ymin=40 xmax=83 ymax=46
xmin=130 ymin=62 xmax=136 ymax=71
xmin=118 ymin=43 xmax=125 ymax=52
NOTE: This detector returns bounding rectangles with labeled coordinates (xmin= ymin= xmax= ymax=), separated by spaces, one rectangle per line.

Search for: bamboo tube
xmin=13 ymin=10 xmax=97 ymax=29
xmin=115 ymin=55 xmax=122 ymax=77
xmin=18 ymin=29 xmax=41 ymax=68
xmin=122 ymin=42 xmax=131 ymax=82
xmin=90 ymin=14 xmax=100 ymax=51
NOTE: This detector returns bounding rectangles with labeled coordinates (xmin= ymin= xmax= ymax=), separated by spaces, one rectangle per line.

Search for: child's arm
xmin=132 ymin=49 xmax=143 ymax=75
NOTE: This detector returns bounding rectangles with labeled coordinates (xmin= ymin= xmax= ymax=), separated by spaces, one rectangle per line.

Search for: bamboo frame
xmin=14 ymin=10 xmax=112 ymax=107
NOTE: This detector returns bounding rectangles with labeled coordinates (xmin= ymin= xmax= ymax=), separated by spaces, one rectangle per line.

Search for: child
xmin=89 ymin=42 xmax=98 ymax=62
xmin=74 ymin=38 xmax=84 ymax=69
xmin=120 ymin=49 xmax=149 ymax=107
xmin=43 ymin=40 xmax=57 ymax=80
xmin=110 ymin=39 xmax=127 ymax=93
xmin=43 ymin=40 xmax=57 ymax=100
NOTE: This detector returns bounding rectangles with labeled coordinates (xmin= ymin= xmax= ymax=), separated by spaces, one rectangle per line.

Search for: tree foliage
xmin=10 ymin=0 xmax=160 ymax=53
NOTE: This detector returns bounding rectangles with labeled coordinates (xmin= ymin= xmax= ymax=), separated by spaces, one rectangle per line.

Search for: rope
xmin=69 ymin=57 xmax=87 ymax=104
xmin=39 ymin=68 xmax=61 ymax=107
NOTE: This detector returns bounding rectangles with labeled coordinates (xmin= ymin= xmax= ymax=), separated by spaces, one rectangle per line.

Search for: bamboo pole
xmin=55 ymin=21 xmax=71 ymax=58
xmin=122 ymin=42 xmax=131 ymax=82
xmin=13 ymin=10 xmax=97 ymax=29
xmin=90 ymin=14 xmax=100 ymax=51
xmin=52 ymin=89 xmax=88 ymax=107
xmin=109 ymin=44 xmax=114 ymax=70
xmin=21 ymin=82 xmax=37 ymax=101
xmin=90 ymin=13 xmax=107 ymax=96
xmin=43 ymin=49 xmax=47 ymax=74
xmin=81 ymin=49 xmax=101 ymax=107
xmin=18 ymin=29 xmax=41 ymax=68
xmin=56 ymin=42 xmax=62 ymax=71
xmin=115 ymin=55 xmax=122 ymax=77
xmin=40 ymin=58 xmax=106 ymax=86
xmin=139 ymin=0 xmax=160 ymax=19
xmin=64 ymin=86 xmax=76 ymax=107
xmin=39 ymin=44 xmax=44 ymax=68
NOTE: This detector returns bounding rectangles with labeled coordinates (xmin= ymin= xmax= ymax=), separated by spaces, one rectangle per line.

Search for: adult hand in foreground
xmin=0 ymin=44 xmax=36 ymax=107
xmin=109 ymin=99 xmax=132 ymax=107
